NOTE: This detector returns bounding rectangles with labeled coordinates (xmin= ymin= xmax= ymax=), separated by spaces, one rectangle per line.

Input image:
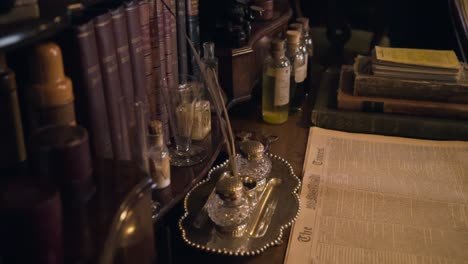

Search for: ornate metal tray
xmin=179 ymin=153 xmax=301 ymax=256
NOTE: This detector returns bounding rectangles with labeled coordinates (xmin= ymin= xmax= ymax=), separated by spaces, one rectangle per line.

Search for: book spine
xmin=75 ymin=21 xmax=114 ymax=159
xmin=111 ymin=7 xmax=136 ymax=129
xmin=170 ymin=0 xmax=179 ymax=80
xmin=312 ymin=70 xmax=468 ymax=141
xmin=155 ymin=0 xmax=171 ymax=143
xmin=125 ymin=1 xmax=148 ymax=107
xmin=353 ymin=74 xmax=468 ymax=104
xmin=176 ymin=0 xmax=188 ymax=76
xmin=93 ymin=13 xmax=131 ymax=160
xmin=186 ymin=0 xmax=200 ymax=77
xmin=139 ymin=0 xmax=157 ymax=121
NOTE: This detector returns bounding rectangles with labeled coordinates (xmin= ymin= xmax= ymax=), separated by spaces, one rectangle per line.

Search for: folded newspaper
xmin=285 ymin=127 xmax=468 ymax=264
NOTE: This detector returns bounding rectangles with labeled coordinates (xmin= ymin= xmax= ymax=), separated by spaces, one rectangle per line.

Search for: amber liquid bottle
xmin=262 ymin=39 xmax=291 ymax=124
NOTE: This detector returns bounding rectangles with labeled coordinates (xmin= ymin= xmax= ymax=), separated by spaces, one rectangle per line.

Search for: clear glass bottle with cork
xmin=262 ymin=38 xmax=291 ymax=124
xmin=296 ymin=17 xmax=314 ymax=57
xmin=148 ymin=120 xmax=171 ymax=189
xmin=289 ymin=23 xmax=308 ymax=68
xmin=285 ymin=30 xmax=307 ymax=113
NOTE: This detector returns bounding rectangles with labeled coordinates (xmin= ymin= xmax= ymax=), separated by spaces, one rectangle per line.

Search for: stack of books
xmin=311 ymin=47 xmax=468 ymax=140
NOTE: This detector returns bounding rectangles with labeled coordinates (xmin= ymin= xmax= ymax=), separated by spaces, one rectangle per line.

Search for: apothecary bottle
xmin=262 ymin=38 xmax=291 ymax=124
xmin=285 ymin=30 xmax=307 ymax=113
xmin=296 ymin=17 xmax=314 ymax=57
xmin=148 ymin=120 xmax=171 ymax=189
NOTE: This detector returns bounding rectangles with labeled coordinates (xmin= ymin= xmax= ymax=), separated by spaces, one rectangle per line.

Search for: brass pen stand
xmin=179 ymin=151 xmax=301 ymax=256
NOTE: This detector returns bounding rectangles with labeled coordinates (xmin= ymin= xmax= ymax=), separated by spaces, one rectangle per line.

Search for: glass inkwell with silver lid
xmin=207 ymin=173 xmax=251 ymax=237
xmin=237 ymin=140 xmax=272 ymax=191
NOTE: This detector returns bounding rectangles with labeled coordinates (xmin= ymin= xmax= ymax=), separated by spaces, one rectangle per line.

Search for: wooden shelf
xmin=0 ymin=6 xmax=69 ymax=51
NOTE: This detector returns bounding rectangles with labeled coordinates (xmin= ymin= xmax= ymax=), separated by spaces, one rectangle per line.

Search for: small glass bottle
xmin=285 ymin=30 xmax=307 ymax=113
xmin=296 ymin=17 xmax=314 ymax=57
xmin=207 ymin=174 xmax=251 ymax=237
xmin=238 ymin=140 xmax=272 ymax=191
xmin=148 ymin=120 xmax=171 ymax=189
xmin=262 ymin=39 xmax=291 ymax=124
xmin=202 ymin=42 xmax=219 ymax=74
xmin=289 ymin=23 xmax=308 ymax=69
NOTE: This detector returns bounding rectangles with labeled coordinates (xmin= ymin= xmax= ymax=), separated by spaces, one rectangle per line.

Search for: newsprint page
xmin=285 ymin=127 xmax=468 ymax=264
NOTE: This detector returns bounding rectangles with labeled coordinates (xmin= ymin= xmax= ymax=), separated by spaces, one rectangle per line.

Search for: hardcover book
xmin=139 ymin=0 xmax=157 ymax=120
xmin=354 ymin=55 xmax=468 ymax=103
xmin=74 ymin=21 xmax=114 ymax=159
xmin=338 ymin=65 xmax=468 ymax=120
xmin=186 ymin=0 xmax=200 ymax=77
xmin=125 ymin=1 xmax=148 ymax=107
xmin=311 ymin=68 xmax=468 ymax=141
xmin=111 ymin=7 xmax=135 ymax=128
xmin=176 ymin=0 xmax=188 ymax=76
xmin=94 ymin=13 xmax=131 ymax=160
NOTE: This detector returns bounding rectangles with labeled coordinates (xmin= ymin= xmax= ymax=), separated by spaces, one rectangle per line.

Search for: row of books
xmin=311 ymin=47 xmax=468 ymax=140
xmin=0 ymin=0 xmax=202 ymax=173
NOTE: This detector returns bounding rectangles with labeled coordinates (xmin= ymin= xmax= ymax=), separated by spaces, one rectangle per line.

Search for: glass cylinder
xmin=162 ymin=75 xmax=207 ymax=167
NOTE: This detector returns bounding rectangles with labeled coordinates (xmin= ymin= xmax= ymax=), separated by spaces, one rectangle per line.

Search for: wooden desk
xmin=165 ymin=64 xmax=325 ymax=264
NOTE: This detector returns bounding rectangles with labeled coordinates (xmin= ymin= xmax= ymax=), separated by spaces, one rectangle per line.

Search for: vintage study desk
xmin=163 ymin=65 xmax=325 ymax=264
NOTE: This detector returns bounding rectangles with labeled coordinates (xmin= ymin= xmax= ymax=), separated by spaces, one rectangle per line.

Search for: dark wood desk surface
xmin=167 ymin=65 xmax=325 ymax=264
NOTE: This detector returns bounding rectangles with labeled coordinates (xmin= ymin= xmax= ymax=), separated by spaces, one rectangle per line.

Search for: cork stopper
xmin=149 ymin=120 xmax=164 ymax=146
xmin=297 ymin=17 xmax=310 ymax=31
xmin=270 ymin=38 xmax=285 ymax=52
xmin=286 ymin=30 xmax=301 ymax=45
xmin=289 ymin=23 xmax=304 ymax=35
xmin=149 ymin=120 xmax=163 ymax=135
xmin=240 ymin=140 xmax=265 ymax=160
xmin=215 ymin=173 xmax=244 ymax=202
xmin=32 ymin=42 xmax=74 ymax=108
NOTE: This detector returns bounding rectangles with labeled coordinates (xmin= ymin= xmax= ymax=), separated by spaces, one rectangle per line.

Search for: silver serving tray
xmin=179 ymin=153 xmax=301 ymax=256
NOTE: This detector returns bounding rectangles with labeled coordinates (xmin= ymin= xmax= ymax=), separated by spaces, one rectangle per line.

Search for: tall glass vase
xmin=162 ymin=75 xmax=207 ymax=167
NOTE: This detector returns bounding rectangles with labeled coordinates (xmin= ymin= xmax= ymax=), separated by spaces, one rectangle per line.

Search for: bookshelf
xmin=0 ymin=0 xmax=224 ymax=263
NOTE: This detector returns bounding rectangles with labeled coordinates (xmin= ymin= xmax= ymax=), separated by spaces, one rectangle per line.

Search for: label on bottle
xmin=270 ymin=66 xmax=290 ymax=106
xmin=295 ymin=60 xmax=307 ymax=83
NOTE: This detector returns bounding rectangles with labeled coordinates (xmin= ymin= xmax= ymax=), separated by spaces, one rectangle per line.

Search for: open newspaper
xmin=285 ymin=127 xmax=468 ymax=264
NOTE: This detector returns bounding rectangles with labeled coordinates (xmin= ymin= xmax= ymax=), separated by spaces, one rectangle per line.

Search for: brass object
xmin=179 ymin=153 xmax=301 ymax=256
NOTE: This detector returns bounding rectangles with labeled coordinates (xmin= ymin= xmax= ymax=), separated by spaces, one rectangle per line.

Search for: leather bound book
xmin=176 ymin=0 xmax=188 ymax=76
xmin=139 ymin=0 xmax=157 ymax=120
xmin=170 ymin=0 xmax=179 ymax=79
xmin=186 ymin=0 xmax=200 ymax=77
xmin=338 ymin=65 xmax=468 ymax=119
xmin=125 ymin=1 xmax=148 ymax=107
xmin=94 ymin=13 xmax=131 ymax=161
xmin=156 ymin=0 xmax=171 ymax=141
xmin=111 ymin=7 xmax=136 ymax=129
xmin=75 ymin=21 xmax=114 ymax=159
